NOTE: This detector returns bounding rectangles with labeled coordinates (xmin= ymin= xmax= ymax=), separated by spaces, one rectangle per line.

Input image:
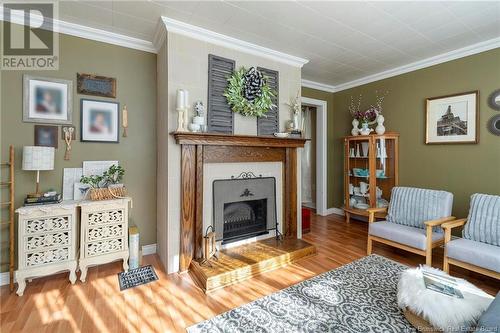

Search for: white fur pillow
xmin=397 ymin=266 xmax=493 ymax=332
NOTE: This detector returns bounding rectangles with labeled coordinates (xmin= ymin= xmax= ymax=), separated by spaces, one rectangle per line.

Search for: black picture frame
xmin=80 ymin=99 xmax=119 ymax=143
xmin=34 ymin=125 xmax=58 ymax=148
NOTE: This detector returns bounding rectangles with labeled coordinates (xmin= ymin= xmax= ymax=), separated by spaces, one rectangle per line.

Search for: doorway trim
xmin=301 ymin=97 xmax=328 ymax=216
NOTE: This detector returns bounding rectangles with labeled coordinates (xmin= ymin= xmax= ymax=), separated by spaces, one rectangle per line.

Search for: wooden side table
xmin=15 ymin=202 xmax=79 ymax=296
xmin=79 ymin=198 xmax=131 ymax=282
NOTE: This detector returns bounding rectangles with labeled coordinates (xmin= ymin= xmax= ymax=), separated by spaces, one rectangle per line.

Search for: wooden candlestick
xmin=122 ymin=105 xmax=128 ymax=137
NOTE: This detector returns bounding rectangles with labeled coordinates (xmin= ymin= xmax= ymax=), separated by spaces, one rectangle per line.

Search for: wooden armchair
xmin=442 ymin=194 xmax=500 ymax=280
xmin=366 ymin=187 xmax=455 ymax=266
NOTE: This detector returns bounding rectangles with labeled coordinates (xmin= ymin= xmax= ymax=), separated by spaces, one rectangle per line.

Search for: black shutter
xmin=257 ymin=67 xmax=279 ymax=136
xmin=207 ymin=54 xmax=235 ymax=134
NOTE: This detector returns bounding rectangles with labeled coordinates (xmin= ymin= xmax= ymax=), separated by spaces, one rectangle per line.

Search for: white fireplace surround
xmin=203 ymin=162 xmax=283 ymax=250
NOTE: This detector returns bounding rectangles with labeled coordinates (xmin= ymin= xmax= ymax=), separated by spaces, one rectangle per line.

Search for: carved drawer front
xmin=25 ymin=232 xmax=70 ymax=251
xmin=25 ymin=247 xmax=69 ymax=267
xmin=87 ymin=209 xmax=124 ymax=226
xmin=85 ymin=238 xmax=124 ymax=257
xmin=86 ymin=224 xmax=124 ymax=242
xmin=25 ymin=216 xmax=71 ymax=234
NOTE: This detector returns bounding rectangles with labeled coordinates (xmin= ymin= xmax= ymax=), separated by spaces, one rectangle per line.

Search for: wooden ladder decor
xmin=0 ymin=145 xmax=15 ymax=292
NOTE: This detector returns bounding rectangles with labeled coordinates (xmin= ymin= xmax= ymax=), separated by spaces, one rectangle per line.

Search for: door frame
xmin=301 ymin=97 xmax=328 ymax=216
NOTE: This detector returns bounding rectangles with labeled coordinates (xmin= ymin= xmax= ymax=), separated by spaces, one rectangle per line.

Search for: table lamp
xmin=22 ymin=146 xmax=55 ymax=198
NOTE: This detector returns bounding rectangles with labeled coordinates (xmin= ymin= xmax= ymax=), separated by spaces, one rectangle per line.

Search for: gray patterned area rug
xmin=187 ymin=254 xmax=416 ymax=333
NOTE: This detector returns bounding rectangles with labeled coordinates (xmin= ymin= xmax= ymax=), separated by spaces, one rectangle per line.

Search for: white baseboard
xmin=0 ymin=243 xmax=158 ymax=287
xmin=0 ymin=271 xmax=14 ymax=287
xmin=142 ymin=243 xmax=157 ymax=256
xmin=322 ymin=207 xmax=345 ymax=216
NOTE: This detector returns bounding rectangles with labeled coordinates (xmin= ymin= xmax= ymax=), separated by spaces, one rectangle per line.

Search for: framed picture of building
xmin=425 ymin=91 xmax=479 ymax=144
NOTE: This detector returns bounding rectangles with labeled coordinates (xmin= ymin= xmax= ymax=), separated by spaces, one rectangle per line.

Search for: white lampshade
xmin=22 ymin=146 xmax=55 ymax=171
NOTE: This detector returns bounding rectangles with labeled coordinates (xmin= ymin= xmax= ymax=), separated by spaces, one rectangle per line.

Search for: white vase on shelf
xmin=351 ymin=119 xmax=360 ymax=136
xmin=375 ymin=114 xmax=386 ymax=135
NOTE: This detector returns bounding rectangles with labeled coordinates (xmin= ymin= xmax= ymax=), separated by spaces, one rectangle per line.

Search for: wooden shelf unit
xmin=343 ymin=133 xmax=399 ymax=222
xmin=0 ymin=146 xmax=15 ymax=292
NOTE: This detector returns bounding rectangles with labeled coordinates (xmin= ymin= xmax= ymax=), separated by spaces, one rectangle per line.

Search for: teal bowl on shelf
xmin=352 ymin=168 xmax=369 ymax=177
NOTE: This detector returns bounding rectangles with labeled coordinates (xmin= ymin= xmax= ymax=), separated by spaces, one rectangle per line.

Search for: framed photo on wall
xmin=425 ymin=91 xmax=479 ymax=144
xmin=80 ymin=99 xmax=119 ymax=143
xmin=34 ymin=125 xmax=58 ymax=148
xmin=23 ymin=75 xmax=73 ymax=124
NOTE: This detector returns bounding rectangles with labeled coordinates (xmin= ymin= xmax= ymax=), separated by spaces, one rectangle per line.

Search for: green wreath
xmin=223 ymin=67 xmax=276 ymax=117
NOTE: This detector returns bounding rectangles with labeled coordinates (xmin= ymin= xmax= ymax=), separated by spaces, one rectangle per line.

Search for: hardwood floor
xmin=1 ymin=214 xmax=498 ymax=333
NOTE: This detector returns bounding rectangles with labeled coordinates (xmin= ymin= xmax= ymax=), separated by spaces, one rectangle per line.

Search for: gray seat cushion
xmin=476 ymin=292 xmax=500 ymax=333
xmin=463 ymin=193 xmax=500 ymax=246
xmin=446 ymin=238 xmax=500 ymax=273
xmin=387 ymin=187 xmax=453 ymax=232
xmin=369 ymin=221 xmax=444 ymax=250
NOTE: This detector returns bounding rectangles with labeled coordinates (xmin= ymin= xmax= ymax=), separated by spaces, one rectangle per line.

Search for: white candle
xmin=176 ymin=89 xmax=185 ymax=109
xmin=183 ymin=90 xmax=189 ymax=109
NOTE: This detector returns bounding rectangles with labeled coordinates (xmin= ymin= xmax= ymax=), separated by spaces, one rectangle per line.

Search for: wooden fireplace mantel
xmin=172 ymin=131 xmax=307 ymax=147
xmin=172 ymin=131 xmax=306 ymax=273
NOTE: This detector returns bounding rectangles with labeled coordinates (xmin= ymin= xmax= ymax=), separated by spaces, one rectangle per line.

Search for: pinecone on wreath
xmin=243 ymin=67 xmax=264 ymax=102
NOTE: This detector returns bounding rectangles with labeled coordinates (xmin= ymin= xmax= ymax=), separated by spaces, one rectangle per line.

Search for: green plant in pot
xmin=103 ymin=165 xmax=125 ymax=188
xmin=80 ymin=175 xmax=105 ymax=189
xmin=80 ymin=165 xmax=126 ymax=200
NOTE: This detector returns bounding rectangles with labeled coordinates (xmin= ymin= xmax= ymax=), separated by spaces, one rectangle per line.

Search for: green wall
xmin=0 ymin=32 xmax=157 ymax=272
xmin=305 ymin=48 xmax=500 ymax=217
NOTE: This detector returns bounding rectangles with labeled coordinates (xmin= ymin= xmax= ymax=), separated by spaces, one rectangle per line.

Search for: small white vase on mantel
xmin=351 ymin=119 xmax=360 ymax=136
xmin=375 ymin=114 xmax=386 ymax=135
xmin=359 ymin=122 xmax=373 ymax=136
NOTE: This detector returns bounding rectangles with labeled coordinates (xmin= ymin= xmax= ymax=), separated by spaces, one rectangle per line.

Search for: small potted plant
xmin=104 ymin=165 xmax=125 ymax=188
xmin=80 ymin=164 xmax=126 ymax=200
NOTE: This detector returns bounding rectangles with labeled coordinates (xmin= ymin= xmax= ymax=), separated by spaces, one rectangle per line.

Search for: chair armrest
xmin=441 ymin=218 xmax=467 ymax=230
xmin=367 ymin=207 xmax=387 ymax=223
xmin=424 ymin=216 xmax=455 ymax=227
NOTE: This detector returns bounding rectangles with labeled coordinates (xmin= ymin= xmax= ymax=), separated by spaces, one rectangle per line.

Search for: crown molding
xmin=333 ymin=37 xmax=500 ymax=92
xmin=160 ymin=16 xmax=309 ymax=68
xmin=301 ymin=79 xmax=337 ymax=93
xmin=59 ymin=19 xmax=156 ymax=53
xmin=152 ymin=19 xmax=167 ymax=51
xmin=0 ymin=6 xmax=156 ymax=53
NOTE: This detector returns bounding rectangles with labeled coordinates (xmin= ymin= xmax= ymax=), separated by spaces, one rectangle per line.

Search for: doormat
xmin=117 ymin=265 xmax=158 ymax=291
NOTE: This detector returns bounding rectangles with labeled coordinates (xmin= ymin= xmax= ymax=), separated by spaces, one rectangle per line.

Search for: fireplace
xmin=213 ymin=175 xmax=277 ymax=244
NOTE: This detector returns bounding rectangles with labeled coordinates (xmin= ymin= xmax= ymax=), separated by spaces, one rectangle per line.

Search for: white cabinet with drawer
xmin=15 ymin=202 xmax=79 ymax=296
xmin=79 ymin=198 xmax=130 ymax=282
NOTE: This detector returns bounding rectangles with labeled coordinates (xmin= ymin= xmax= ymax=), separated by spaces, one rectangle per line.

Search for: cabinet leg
xmin=122 ymin=257 xmax=129 ymax=272
xmin=80 ymin=265 xmax=88 ymax=283
xmin=16 ymin=277 xmax=26 ymax=297
xmin=345 ymin=212 xmax=350 ymax=224
xmin=69 ymin=262 xmax=77 ymax=284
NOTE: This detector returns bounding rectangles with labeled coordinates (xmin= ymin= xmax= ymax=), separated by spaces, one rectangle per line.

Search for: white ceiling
xmin=59 ymin=1 xmax=500 ymax=87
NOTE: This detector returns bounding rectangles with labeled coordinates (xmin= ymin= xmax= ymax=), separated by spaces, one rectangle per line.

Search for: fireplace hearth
xmin=213 ymin=176 xmax=277 ymax=244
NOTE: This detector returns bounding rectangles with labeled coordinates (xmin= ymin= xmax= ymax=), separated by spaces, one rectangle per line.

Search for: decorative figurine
xmin=375 ymin=114 xmax=386 ymax=135
xmin=351 ymin=119 xmax=360 ymax=136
